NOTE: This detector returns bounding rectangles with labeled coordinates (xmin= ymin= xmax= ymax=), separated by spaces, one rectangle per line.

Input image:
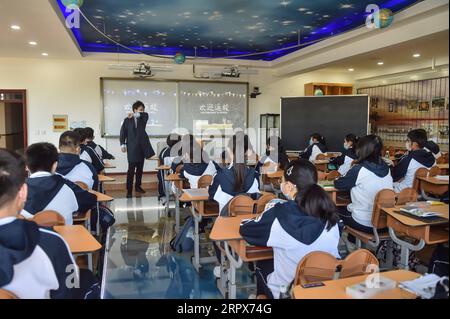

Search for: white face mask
xmin=343 ymin=142 xmax=350 ymax=150
xmin=309 ymin=139 xmax=314 ymax=146
xmin=405 ymin=141 xmax=412 ymax=151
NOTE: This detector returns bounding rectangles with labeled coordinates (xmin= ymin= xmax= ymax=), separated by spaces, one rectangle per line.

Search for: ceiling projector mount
xmin=193 ymin=64 xmax=259 ymax=79
xmin=108 ymin=62 xmax=173 ymax=78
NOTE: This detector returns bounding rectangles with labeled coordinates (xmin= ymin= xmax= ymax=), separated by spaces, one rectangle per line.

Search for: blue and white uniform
xmin=240 ymin=200 xmax=340 ymax=299
xmin=0 ymin=217 xmax=78 ymax=299
xmin=334 ymin=161 xmax=393 ymax=228
xmin=180 ymin=161 xmax=218 ymax=189
xmin=56 ymin=153 xmax=99 ymax=190
xmin=208 ymin=163 xmax=260 ymax=212
xmin=255 ymin=152 xmax=290 ymax=174
xmin=300 ymin=142 xmax=327 ymax=162
xmin=80 ymin=144 xmax=105 ymax=174
xmin=21 ymin=172 xmax=96 ymax=225
xmin=330 ymin=148 xmax=357 ymax=175
xmin=87 ymin=141 xmax=114 ymax=161
xmin=423 ymin=141 xmax=441 ymax=160
xmin=392 ymin=149 xmax=436 ymax=192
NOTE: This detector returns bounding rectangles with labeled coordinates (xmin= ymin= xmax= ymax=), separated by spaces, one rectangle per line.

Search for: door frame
xmin=0 ymin=89 xmax=28 ymax=148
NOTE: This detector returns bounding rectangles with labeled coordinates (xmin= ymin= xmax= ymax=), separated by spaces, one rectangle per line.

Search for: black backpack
xmin=169 ymin=216 xmax=195 ymax=253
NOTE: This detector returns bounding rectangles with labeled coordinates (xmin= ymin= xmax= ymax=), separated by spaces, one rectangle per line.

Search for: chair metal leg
xmin=388 ymin=227 xmax=425 ymax=270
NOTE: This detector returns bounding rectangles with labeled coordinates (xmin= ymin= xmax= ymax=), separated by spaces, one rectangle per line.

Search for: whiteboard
xmin=102 ymin=79 xmax=178 ymax=136
xmin=101 ymin=79 xmax=248 ymax=137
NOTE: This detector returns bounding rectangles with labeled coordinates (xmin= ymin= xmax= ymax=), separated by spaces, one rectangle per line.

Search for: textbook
xmin=346 ymin=276 xmax=397 ymax=299
xmin=399 ymin=206 xmax=442 ymax=218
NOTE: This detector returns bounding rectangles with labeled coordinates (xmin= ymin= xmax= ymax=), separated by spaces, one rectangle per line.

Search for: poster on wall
xmin=418 ymin=100 xmax=430 ymax=112
xmin=53 ymin=115 xmax=68 ymax=132
xmin=432 ymin=97 xmax=445 ymax=109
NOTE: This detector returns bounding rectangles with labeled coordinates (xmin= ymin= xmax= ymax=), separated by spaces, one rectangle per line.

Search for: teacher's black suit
xmin=120 ymin=112 xmax=155 ymax=193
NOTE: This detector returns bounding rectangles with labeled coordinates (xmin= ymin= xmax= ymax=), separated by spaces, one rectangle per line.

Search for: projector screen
xmin=281 ymin=95 xmax=370 ymax=152
xmin=101 ymin=79 xmax=248 ymax=137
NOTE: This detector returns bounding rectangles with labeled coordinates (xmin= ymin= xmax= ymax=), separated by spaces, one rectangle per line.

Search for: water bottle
xmin=279 ymin=285 xmax=291 ymax=299
xmin=385 ymin=151 xmax=390 ymax=160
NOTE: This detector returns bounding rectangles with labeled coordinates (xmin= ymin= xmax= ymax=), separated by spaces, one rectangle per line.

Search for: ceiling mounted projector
xmin=108 ymin=62 xmax=173 ymax=78
xmin=193 ymin=65 xmax=258 ymax=79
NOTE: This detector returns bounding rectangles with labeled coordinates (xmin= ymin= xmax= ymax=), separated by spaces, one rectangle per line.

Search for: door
xmin=0 ymin=90 xmax=27 ymax=153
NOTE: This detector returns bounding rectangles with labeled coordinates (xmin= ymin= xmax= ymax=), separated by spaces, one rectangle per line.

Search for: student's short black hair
xmin=26 ymin=143 xmax=58 ymax=173
xmin=355 ymin=134 xmax=383 ymax=164
xmin=59 ymin=130 xmax=81 ymax=150
xmin=311 ymin=133 xmax=326 ymax=145
xmin=0 ymin=149 xmax=27 ymax=209
xmin=73 ymin=127 xmax=87 ymax=143
xmin=84 ymin=127 xmax=95 ymax=140
xmin=132 ymin=100 xmax=145 ymax=111
xmin=167 ymin=133 xmax=181 ymax=148
xmin=407 ymin=129 xmax=427 ymax=148
xmin=345 ymin=134 xmax=359 ymax=145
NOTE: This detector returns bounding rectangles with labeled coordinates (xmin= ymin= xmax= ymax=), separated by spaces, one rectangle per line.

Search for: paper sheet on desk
xmin=435 ymin=175 xmax=449 ymax=181
xmin=399 ymin=274 xmax=442 ymax=299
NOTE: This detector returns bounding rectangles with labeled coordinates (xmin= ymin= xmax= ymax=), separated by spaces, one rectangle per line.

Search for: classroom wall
xmin=0 ymin=56 xmax=354 ymax=172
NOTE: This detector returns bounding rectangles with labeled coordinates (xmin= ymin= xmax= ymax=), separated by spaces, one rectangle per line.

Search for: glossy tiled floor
xmin=101 ymin=196 xmax=256 ymax=299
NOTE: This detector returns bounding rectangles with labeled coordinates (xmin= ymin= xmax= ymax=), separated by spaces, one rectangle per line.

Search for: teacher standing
xmin=120 ymin=101 xmax=155 ymax=198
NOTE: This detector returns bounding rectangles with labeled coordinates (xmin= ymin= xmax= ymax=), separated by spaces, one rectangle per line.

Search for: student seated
xmin=255 ymin=136 xmax=289 ymax=174
xmin=158 ymin=133 xmax=181 ymax=201
xmin=179 ymin=134 xmax=218 ymax=189
xmin=300 ymin=133 xmax=327 ymax=162
xmin=0 ymin=149 xmax=99 ymax=299
xmin=56 ymin=130 xmax=99 ymax=191
xmin=84 ymin=127 xmax=115 ymax=162
xmin=21 ymin=143 xmax=96 ymax=225
xmin=209 ymin=132 xmax=260 ymax=213
xmin=334 ymin=135 xmax=393 ymax=236
xmin=74 ymin=128 xmax=105 ymax=174
xmin=330 ymin=134 xmax=358 ymax=175
xmin=240 ymin=159 xmax=340 ymax=299
xmin=393 ymin=129 xmax=436 ymax=193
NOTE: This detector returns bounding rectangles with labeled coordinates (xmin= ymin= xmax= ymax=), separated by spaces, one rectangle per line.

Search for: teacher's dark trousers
xmin=127 ymin=161 xmax=144 ymax=193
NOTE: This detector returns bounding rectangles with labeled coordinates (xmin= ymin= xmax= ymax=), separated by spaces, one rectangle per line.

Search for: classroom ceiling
xmin=56 ymin=0 xmax=423 ymax=61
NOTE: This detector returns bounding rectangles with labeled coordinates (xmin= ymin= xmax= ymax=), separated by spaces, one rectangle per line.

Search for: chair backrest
xmin=294 ymin=251 xmax=340 ymax=286
xmin=0 ymin=289 xmax=18 ymax=299
xmin=396 ymin=187 xmax=418 ymax=205
xmin=175 ymin=164 xmax=183 ymax=174
xmin=75 ymin=181 xmax=89 ymax=190
xmin=316 ymin=153 xmax=327 ymax=160
xmin=33 ymin=210 xmax=66 ymax=227
xmin=412 ymin=167 xmax=428 ymax=193
xmin=371 ymin=189 xmax=397 ymax=229
xmin=428 ymin=166 xmax=440 ymax=177
xmin=228 ymin=195 xmax=255 ymax=216
xmin=255 ymin=193 xmax=277 ymax=214
xmin=340 ymin=249 xmax=379 ymax=279
xmin=326 ymin=170 xmax=341 ymax=181
xmin=436 ymin=152 xmax=448 ymax=164
xmin=197 ymin=175 xmax=213 ymax=188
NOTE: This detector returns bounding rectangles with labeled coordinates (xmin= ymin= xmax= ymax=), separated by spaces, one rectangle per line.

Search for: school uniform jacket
xmin=334 ymin=160 xmax=393 ymax=227
xmin=21 ymin=172 xmax=97 ymax=225
xmin=392 ymin=149 xmax=436 ymax=192
xmin=330 ymin=147 xmax=357 ymax=175
xmin=208 ymin=163 xmax=260 ymax=212
xmin=119 ymin=112 xmax=155 ymax=163
xmin=255 ymin=152 xmax=290 ymax=174
xmin=80 ymin=144 xmax=105 ymax=174
xmin=87 ymin=141 xmax=114 ymax=161
xmin=424 ymin=141 xmax=441 ymax=159
xmin=56 ymin=153 xmax=99 ymax=191
xmin=300 ymin=142 xmax=327 ymax=162
xmin=0 ymin=217 xmax=78 ymax=299
xmin=180 ymin=161 xmax=218 ymax=189
xmin=240 ymin=200 xmax=340 ymax=299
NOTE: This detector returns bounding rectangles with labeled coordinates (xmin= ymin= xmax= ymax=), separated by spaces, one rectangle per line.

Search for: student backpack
xmin=170 ymin=216 xmax=195 ymax=253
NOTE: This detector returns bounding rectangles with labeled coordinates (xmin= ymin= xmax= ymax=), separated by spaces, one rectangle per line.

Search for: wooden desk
xmin=98 ymin=175 xmax=115 ymax=182
xmin=165 ymin=173 xmax=184 ymax=232
xmin=89 ymin=190 xmax=114 ymax=203
xmin=313 ymin=159 xmax=330 ymax=172
xmin=437 ymin=164 xmax=449 ymax=175
xmin=180 ymin=188 xmax=218 ymax=272
xmin=417 ymin=176 xmax=449 ymax=197
xmin=292 ymin=270 xmax=420 ymax=299
xmin=156 ymin=165 xmax=171 ymax=171
xmin=73 ymin=210 xmax=91 ymax=231
xmin=103 ymin=162 xmax=116 ymax=169
xmin=382 ymin=204 xmax=449 ymax=269
xmin=54 ymin=225 xmax=102 ymax=271
xmin=210 ymin=214 xmax=273 ymax=299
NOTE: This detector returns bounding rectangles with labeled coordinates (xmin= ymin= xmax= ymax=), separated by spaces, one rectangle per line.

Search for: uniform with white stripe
xmin=180 ymin=161 xmax=218 ymax=189
xmin=80 ymin=144 xmax=105 ymax=174
xmin=240 ymin=200 xmax=340 ymax=299
xmin=300 ymin=142 xmax=327 ymax=162
xmin=392 ymin=149 xmax=435 ymax=192
xmin=56 ymin=153 xmax=99 ymax=190
xmin=330 ymin=147 xmax=357 ymax=175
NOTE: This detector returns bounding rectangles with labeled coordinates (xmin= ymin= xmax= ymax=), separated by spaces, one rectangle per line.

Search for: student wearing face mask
xmin=120 ymin=101 xmax=155 ymax=198
xmin=300 ymin=133 xmax=327 ymax=162
xmin=239 ymin=159 xmax=340 ymax=299
xmin=255 ymin=136 xmax=290 ymax=174
xmin=393 ymin=129 xmax=436 ymax=192
xmin=330 ymin=134 xmax=358 ymax=176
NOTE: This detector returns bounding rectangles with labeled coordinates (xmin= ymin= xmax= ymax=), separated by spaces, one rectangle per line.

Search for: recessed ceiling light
xmin=11 ymin=25 xmax=21 ymax=30
xmin=348 ymin=68 xmax=354 ymax=72
xmin=41 ymin=52 xmax=48 ymax=56
xmin=413 ymin=53 xmax=421 ymax=58
xmin=29 ymin=41 xmax=37 ymax=46
xmin=377 ymin=61 xmax=384 ymax=65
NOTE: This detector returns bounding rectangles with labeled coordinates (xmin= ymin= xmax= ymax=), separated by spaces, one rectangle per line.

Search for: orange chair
xmin=344 ymin=189 xmax=396 ymax=249
xmin=0 ymin=289 xmax=18 ymax=299
xmin=75 ymin=181 xmax=89 ymax=190
xmin=255 ymin=193 xmax=277 ymax=214
xmin=32 ymin=210 xmax=66 ymax=227
xmin=412 ymin=167 xmax=428 ymax=194
xmin=340 ymin=249 xmax=379 ymax=279
xmin=326 ymin=170 xmax=341 ymax=181
xmin=197 ymin=175 xmax=213 ymax=189
xmin=228 ymin=195 xmax=255 ymax=216
xmin=428 ymin=166 xmax=440 ymax=177
xmin=396 ymin=188 xmax=418 ymax=205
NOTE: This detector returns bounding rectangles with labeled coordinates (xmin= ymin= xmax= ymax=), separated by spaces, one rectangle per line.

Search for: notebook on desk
xmin=394 ymin=209 xmax=448 ymax=224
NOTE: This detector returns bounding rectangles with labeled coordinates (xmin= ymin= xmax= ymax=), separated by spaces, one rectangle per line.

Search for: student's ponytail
xmin=285 ymin=159 xmax=338 ymax=230
xmin=229 ymin=132 xmax=249 ymax=193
